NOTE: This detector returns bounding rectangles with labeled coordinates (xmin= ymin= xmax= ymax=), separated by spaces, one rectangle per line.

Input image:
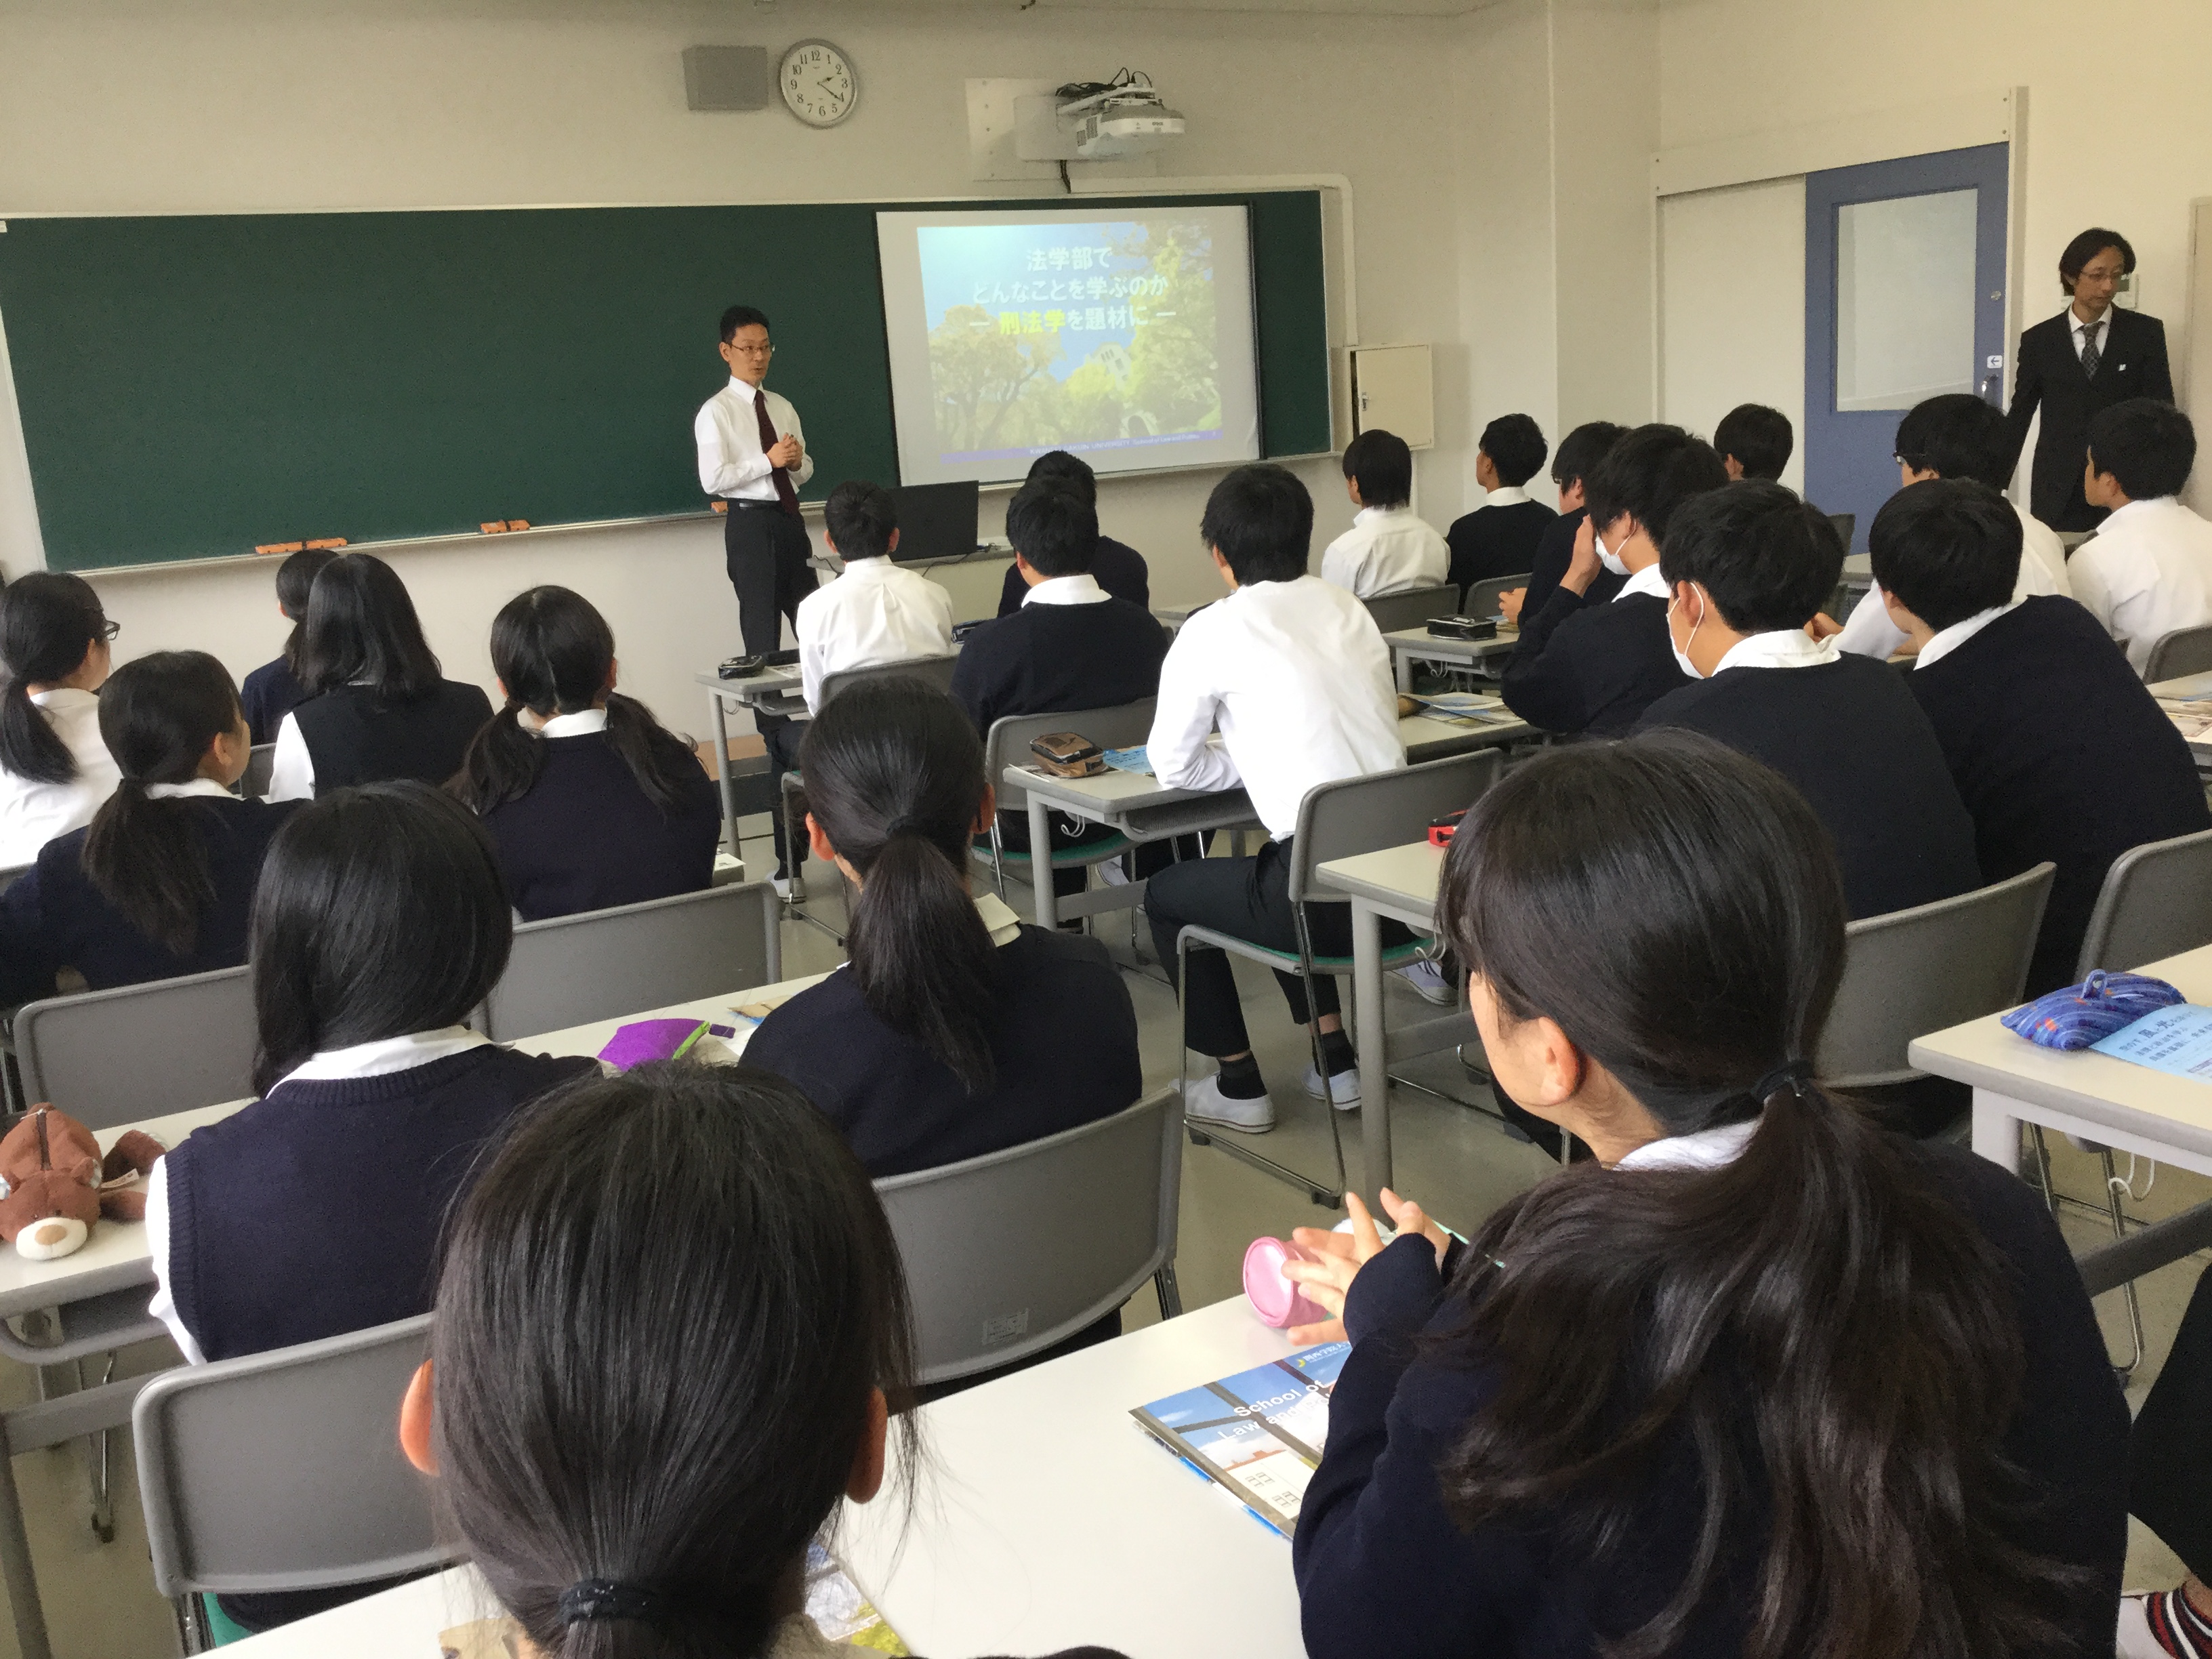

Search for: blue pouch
xmin=2000 ymin=969 xmax=2185 ymax=1051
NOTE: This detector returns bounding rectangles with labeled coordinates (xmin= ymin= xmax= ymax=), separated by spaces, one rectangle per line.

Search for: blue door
xmin=1804 ymin=143 xmax=2009 ymax=551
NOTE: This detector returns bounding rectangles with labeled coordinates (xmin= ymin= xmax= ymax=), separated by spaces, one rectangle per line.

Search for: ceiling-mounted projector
xmin=1014 ymin=70 xmax=1185 ymax=164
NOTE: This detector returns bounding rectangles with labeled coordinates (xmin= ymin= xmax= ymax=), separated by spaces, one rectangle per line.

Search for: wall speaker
xmin=683 ymin=46 xmax=771 ymax=112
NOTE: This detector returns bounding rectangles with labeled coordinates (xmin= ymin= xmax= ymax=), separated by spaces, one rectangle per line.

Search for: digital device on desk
xmin=1426 ymin=615 xmax=1498 ymax=640
xmin=888 ymin=480 xmax=981 ymax=563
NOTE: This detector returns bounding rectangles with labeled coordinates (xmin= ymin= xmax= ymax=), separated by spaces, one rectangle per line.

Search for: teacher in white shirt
xmin=695 ymin=305 xmax=817 ymax=654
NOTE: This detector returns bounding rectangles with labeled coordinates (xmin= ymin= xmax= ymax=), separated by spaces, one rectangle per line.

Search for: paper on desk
xmin=2090 ymin=1002 xmax=2212 ymax=1082
xmin=1101 ymin=747 xmax=1154 ymax=775
xmin=1412 ymin=692 xmax=1511 ymax=722
xmin=2165 ymin=708 xmax=2212 ymax=741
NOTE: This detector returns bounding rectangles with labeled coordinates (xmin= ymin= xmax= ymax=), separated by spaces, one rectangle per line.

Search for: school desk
xmin=696 ymin=667 xmax=806 ymax=853
xmin=2150 ymin=669 xmax=2212 ymax=775
xmin=1384 ymin=623 xmax=1518 ymax=692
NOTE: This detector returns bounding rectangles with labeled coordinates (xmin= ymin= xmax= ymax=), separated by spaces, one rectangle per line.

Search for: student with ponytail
xmin=399 ymin=1066 xmax=1127 ymax=1659
xmin=239 ymin=546 xmax=337 ymax=745
xmin=1286 ymin=731 xmax=2127 ymax=1659
xmin=0 ymin=572 xmax=122 ymax=866
xmin=0 ymin=653 xmax=296 ymax=1004
xmin=746 ymin=679 xmax=1138 ymax=1179
xmin=453 ymin=586 xmax=720 ymax=920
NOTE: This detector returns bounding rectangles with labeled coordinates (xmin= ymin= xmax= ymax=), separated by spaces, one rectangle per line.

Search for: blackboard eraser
xmin=254 ymin=541 xmax=306 ymax=556
xmin=480 ymin=521 xmax=508 ymax=535
xmin=505 ymin=519 xmax=530 ymax=532
xmin=712 ymin=500 xmax=729 ymax=514
xmin=304 ymin=537 xmax=348 ymax=551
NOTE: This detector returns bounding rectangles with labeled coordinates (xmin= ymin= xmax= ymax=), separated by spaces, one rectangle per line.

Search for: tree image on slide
xmin=1124 ymin=222 xmax=1221 ymax=439
xmin=928 ymin=308 xmax=1064 ymax=454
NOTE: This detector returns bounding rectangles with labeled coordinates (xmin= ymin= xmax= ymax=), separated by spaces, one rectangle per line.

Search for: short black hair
xmin=1004 ymin=477 xmax=1098 ymax=577
xmin=1479 ymin=415 xmax=1548 ymax=487
xmin=1341 ymin=430 xmax=1413 ymax=509
xmin=1867 ymin=479 xmax=2022 ymax=632
xmin=1659 ymin=480 xmax=1845 ymax=633
xmin=1713 ymin=404 xmax=1794 ymax=480
xmin=823 ymin=480 xmax=897 ymax=560
xmin=2088 ymin=400 xmax=2196 ymax=501
xmin=1583 ymin=424 xmax=1730 ymax=550
xmin=1551 ymin=421 xmax=1629 ymax=492
xmin=2060 ymin=228 xmax=2135 ymax=292
xmin=1201 ymin=464 xmax=1314 ymax=586
xmin=720 ymin=304 xmax=771 ymax=345
xmin=1024 ymin=450 xmax=1098 ymax=508
xmin=1893 ymin=394 xmax=2013 ymax=489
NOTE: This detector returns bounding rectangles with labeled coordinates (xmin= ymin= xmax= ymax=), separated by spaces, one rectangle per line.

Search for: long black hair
xmin=0 ymin=573 xmax=108 ymax=785
xmin=298 ymin=552 xmax=443 ymax=701
xmin=798 ymin=680 xmax=999 ymax=1090
xmin=1433 ymin=730 xmax=2078 ymax=1659
xmin=79 ymin=652 xmax=242 ymax=956
xmin=247 ymin=781 xmax=510 ymax=1094
xmin=430 ymin=1065 xmax=919 ymax=1659
xmin=451 ymin=586 xmax=697 ymax=815
xmin=274 ymin=546 xmax=338 ymax=679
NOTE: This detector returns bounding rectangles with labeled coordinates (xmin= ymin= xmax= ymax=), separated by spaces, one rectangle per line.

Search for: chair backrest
xmin=876 ymin=1088 xmax=1181 ymax=1385
xmin=1817 ymin=863 xmax=2055 ymax=1090
xmin=1361 ymin=583 xmax=1460 ymax=635
xmin=17 ymin=965 xmax=255 ymax=1127
xmin=134 ymin=1314 xmax=449 ymax=1599
xmin=0 ymin=861 xmax=30 ymax=896
xmin=241 ymin=743 xmax=276 ymax=800
xmin=1286 ymin=750 xmax=1504 ymax=904
xmin=2146 ymin=623 xmax=2212 ymax=683
xmin=982 ymin=699 xmax=1157 ymax=813
xmin=2076 ymin=825 xmax=2212 ymax=979
xmin=817 ymin=655 xmax=960 ymax=707
xmin=1826 ymin=511 xmax=1856 ymax=551
xmin=1462 ymin=573 xmax=1530 ymax=620
xmin=483 ymin=881 xmax=780 ymax=1043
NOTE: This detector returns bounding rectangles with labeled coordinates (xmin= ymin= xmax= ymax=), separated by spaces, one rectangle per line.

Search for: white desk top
xmin=1399 ymin=710 xmax=1530 ymax=758
xmin=695 ymin=665 xmax=803 ymax=703
xmin=2150 ymin=672 xmax=2212 ymax=761
xmin=1908 ymin=944 xmax=2212 ymax=1170
xmin=1314 ymin=839 xmax=1444 ymax=926
xmin=1383 ymin=623 xmax=1517 ymax=661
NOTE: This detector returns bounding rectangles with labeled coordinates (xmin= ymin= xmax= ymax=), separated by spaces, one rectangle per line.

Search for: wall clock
xmin=780 ymin=39 xmax=857 ymax=128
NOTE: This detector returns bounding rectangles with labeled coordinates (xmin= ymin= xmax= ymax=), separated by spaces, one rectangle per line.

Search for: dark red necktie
xmin=753 ymin=388 xmax=800 ymax=519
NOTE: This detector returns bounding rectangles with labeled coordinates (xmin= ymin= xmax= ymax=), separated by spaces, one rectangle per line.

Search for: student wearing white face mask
xmin=1499 ymin=425 xmax=1727 ymax=737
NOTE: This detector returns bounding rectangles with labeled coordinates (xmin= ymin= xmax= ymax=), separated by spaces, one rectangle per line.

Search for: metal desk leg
xmin=706 ymin=691 xmax=739 ymax=857
xmin=1394 ymin=649 xmax=1414 ymax=695
xmin=1351 ymin=900 xmax=1391 ymax=1193
xmin=1970 ymin=1087 xmax=2022 ymax=1169
xmin=1027 ymin=792 xmax=1059 ymax=930
xmin=0 ymin=1436 xmax=50 ymax=1659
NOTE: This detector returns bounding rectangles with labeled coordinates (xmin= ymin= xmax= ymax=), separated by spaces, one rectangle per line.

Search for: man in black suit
xmin=2004 ymin=228 xmax=2173 ymax=532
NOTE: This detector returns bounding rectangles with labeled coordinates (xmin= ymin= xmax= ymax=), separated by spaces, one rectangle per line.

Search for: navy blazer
xmin=2005 ymin=307 xmax=2173 ymax=531
xmin=239 ymin=656 xmax=311 ymax=747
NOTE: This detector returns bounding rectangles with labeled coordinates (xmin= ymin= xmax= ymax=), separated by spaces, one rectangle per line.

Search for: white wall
xmin=0 ymin=0 xmax=1477 ymax=728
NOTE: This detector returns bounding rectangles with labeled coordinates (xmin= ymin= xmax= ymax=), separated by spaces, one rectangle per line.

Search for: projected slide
xmin=876 ymin=205 xmax=1261 ymax=486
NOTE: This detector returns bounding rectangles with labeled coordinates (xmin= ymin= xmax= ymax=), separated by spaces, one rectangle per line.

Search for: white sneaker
xmin=1305 ymin=1063 xmax=1360 ymax=1109
xmin=1397 ymin=960 xmax=1453 ymax=1005
xmin=1183 ymin=1073 xmax=1275 ymax=1134
xmin=1099 ymin=855 xmax=1132 ymax=887
xmin=771 ymin=874 xmax=798 ymax=901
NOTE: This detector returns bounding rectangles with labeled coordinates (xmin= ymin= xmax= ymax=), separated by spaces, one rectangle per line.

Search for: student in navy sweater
xmin=747 ymin=680 xmax=1140 ymax=1180
xmin=398 ymin=1067 xmax=1130 ymax=1659
xmin=0 ymin=652 xmax=298 ymax=1005
xmin=264 ymin=552 xmax=493 ymax=800
xmin=1282 ymin=735 xmax=2126 ymax=1659
xmin=1497 ymin=421 xmax=1629 ymax=626
xmin=994 ymin=450 xmax=1149 ymax=616
xmin=1637 ymin=482 xmax=1982 ymax=922
xmin=238 ymin=545 xmax=335 ymax=745
xmin=1501 ymin=424 xmax=1724 ymax=737
xmin=1870 ymin=479 xmax=2210 ymax=996
xmin=1444 ymin=413 xmax=1555 ymax=596
xmin=451 ymin=586 xmax=720 ymax=921
xmin=148 ymin=781 xmax=594 ymax=1637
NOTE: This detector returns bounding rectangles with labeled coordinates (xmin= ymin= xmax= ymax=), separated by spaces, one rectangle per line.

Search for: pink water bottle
xmin=1244 ymin=1236 xmax=1328 ymax=1329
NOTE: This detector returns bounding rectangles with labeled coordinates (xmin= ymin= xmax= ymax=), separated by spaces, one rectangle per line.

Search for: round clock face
xmin=780 ymin=39 xmax=857 ymax=128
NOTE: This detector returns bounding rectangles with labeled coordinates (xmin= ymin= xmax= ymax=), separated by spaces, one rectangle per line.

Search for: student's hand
xmin=1281 ymin=1190 xmax=1452 ymax=1346
xmin=1559 ymin=515 xmax=1601 ymax=596
xmin=768 ymin=434 xmax=802 ymax=470
xmin=1497 ymin=587 xmax=1525 ymax=626
xmin=1805 ymin=611 xmax=1842 ymax=641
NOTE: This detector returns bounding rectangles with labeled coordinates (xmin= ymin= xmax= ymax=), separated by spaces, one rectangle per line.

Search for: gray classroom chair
xmin=1174 ymin=749 xmax=1504 ymax=1205
xmin=876 ymin=1087 xmax=1183 ymax=1386
xmin=817 ymin=654 xmax=961 ymax=706
xmin=1361 ymin=583 xmax=1460 ymax=636
xmin=239 ymin=744 xmax=275 ymax=801
xmin=483 ymin=881 xmax=780 ymax=1042
xmin=1826 ymin=512 xmax=1856 ymax=551
xmin=16 ymin=964 xmax=255 ymax=1128
xmin=2146 ymin=623 xmax=2212 ymax=684
xmin=977 ymin=699 xmax=1157 ymax=916
xmin=1462 ymin=573 xmax=1530 ymax=621
xmin=1816 ymin=863 xmax=2054 ymax=1095
xmin=134 ymin=1314 xmax=448 ymax=1654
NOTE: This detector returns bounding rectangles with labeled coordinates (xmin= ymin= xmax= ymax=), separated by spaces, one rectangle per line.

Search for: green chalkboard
xmin=0 ymin=191 xmax=1329 ymax=571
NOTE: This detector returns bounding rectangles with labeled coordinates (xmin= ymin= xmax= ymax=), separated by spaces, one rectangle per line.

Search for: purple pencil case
xmin=597 ymin=1018 xmax=737 ymax=1071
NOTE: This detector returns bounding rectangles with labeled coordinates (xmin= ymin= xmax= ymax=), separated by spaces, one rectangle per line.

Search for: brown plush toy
xmin=0 ymin=1107 xmax=165 ymax=1261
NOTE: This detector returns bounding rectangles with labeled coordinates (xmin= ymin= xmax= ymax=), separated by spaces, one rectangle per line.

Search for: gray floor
xmin=4 ymin=821 xmax=2203 ymax=1656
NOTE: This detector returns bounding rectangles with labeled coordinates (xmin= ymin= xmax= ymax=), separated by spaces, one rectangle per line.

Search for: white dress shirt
xmin=793 ymin=556 xmax=956 ymax=713
xmin=1318 ymin=505 xmax=1450 ymax=599
xmin=695 ymin=377 xmax=815 ymax=502
xmin=0 ymin=689 xmax=121 ymax=867
xmin=1711 ymin=627 xmax=1841 ymax=675
xmin=2068 ymin=495 xmax=2212 ymax=676
xmin=1614 ymin=1118 xmax=1759 ymax=1172
xmin=264 ymin=708 xmax=323 ymax=802
xmin=145 ymin=1025 xmax=491 ymax=1366
xmin=1837 ymin=501 xmax=2066 ymax=661
xmin=1022 ymin=573 xmax=1110 ymax=608
xmin=1146 ymin=575 xmax=1403 ymax=842
xmin=1616 ymin=561 xmax=1671 ymax=602
xmin=520 ymin=708 xmax=610 ymax=737
xmin=1480 ymin=485 xmax=1532 ymax=508
xmin=1912 ymin=600 xmax=2022 ymax=672
xmin=2072 ymin=304 xmax=2115 ymax=369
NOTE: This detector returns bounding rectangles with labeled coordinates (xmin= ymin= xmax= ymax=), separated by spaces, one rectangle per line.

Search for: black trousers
xmin=763 ymin=716 xmax=806 ymax=875
xmin=2131 ymin=1261 xmax=2212 ymax=1578
xmin=724 ymin=501 xmax=817 ymax=655
xmin=1146 ymin=838 xmax=1411 ymax=1058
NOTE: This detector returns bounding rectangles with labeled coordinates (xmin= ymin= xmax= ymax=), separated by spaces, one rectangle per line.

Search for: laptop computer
xmin=888 ymin=480 xmax=981 ymax=564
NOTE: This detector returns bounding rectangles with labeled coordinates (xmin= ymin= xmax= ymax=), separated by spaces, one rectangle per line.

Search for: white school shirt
xmin=1146 ymin=575 xmax=1403 ymax=842
xmin=520 ymin=708 xmax=610 ymax=737
xmin=1616 ymin=560 xmax=1670 ymax=602
xmin=1710 ymin=627 xmax=1841 ymax=675
xmin=0 ymin=689 xmax=121 ymax=867
xmin=793 ymin=556 xmax=956 ymax=714
xmin=2071 ymin=304 xmax=2114 ymax=367
xmin=1837 ymin=501 xmax=2066 ymax=659
xmin=1023 ymin=573 xmax=1110 ymax=607
xmin=145 ymin=1026 xmax=491 ymax=1366
xmin=1614 ymin=1118 xmax=1759 ymax=1172
xmin=2068 ymin=495 xmax=2212 ymax=676
xmin=1480 ymin=485 xmax=1532 ymax=508
xmin=694 ymin=377 xmax=816 ymax=503
xmin=1913 ymin=600 xmax=2022 ymax=672
xmin=1318 ymin=505 xmax=1450 ymax=599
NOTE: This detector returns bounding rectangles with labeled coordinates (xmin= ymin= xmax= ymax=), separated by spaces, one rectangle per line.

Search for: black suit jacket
xmin=2005 ymin=308 xmax=2173 ymax=531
